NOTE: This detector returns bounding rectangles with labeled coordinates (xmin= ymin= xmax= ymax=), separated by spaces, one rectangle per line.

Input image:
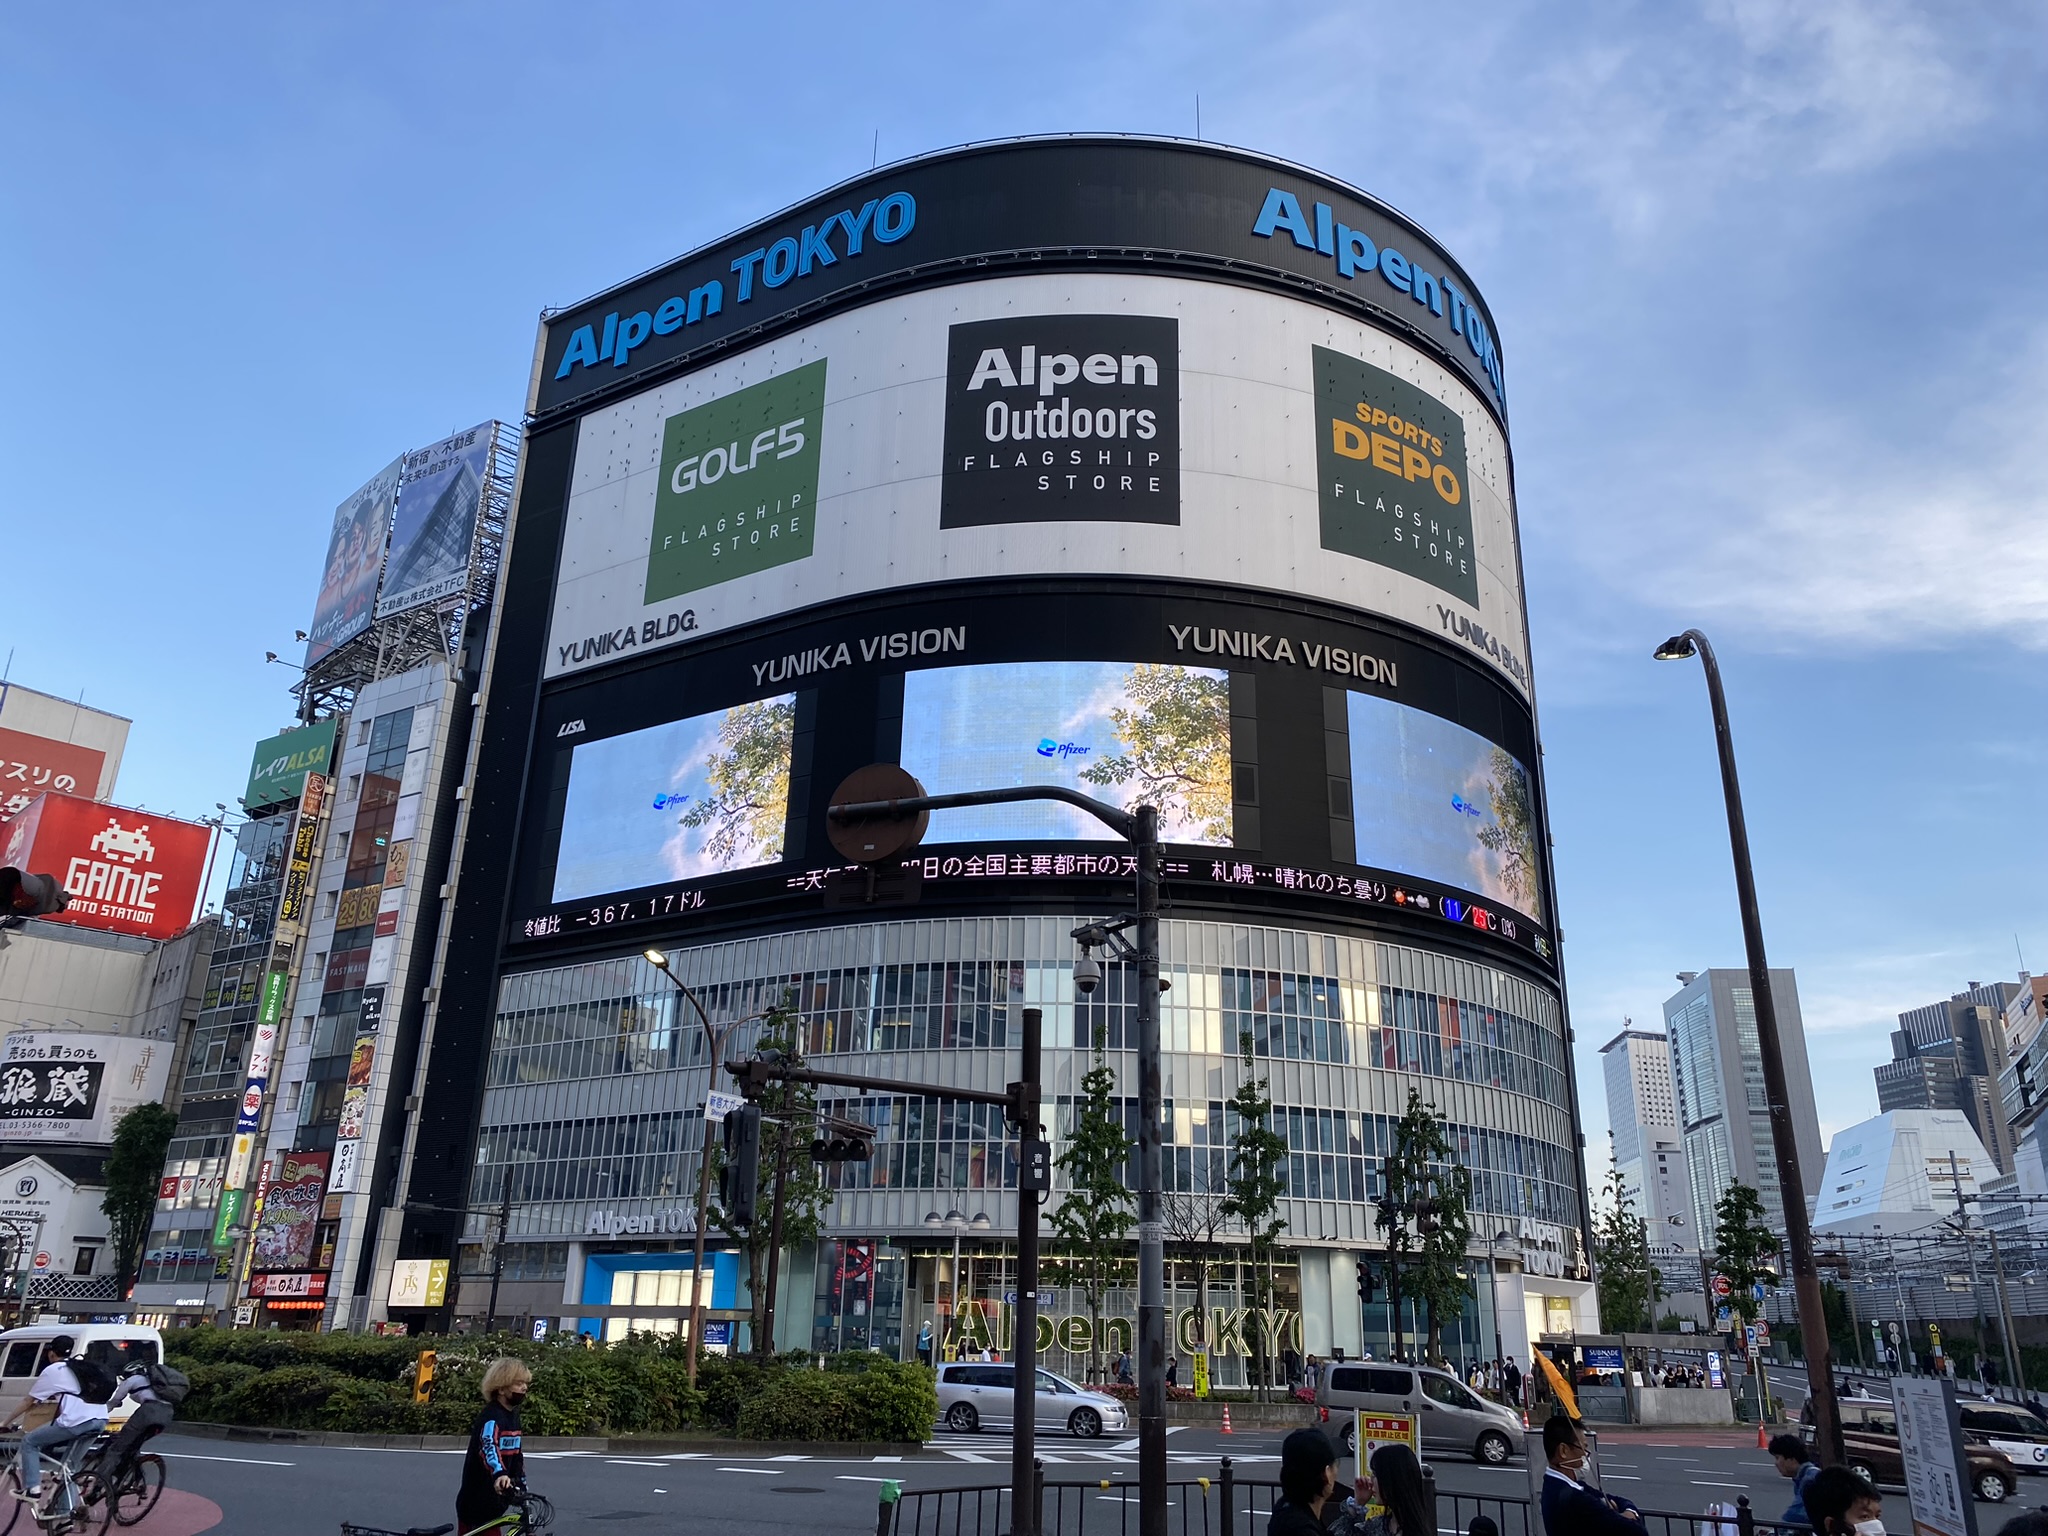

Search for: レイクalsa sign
xmin=0 ymin=793 xmax=209 ymax=940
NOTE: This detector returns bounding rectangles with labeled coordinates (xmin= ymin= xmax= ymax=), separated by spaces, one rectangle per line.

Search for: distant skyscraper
xmin=1600 ymin=1026 xmax=1699 ymax=1283
xmin=1813 ymin=1109 xmax=1990 ymax=1238
xmin=1875 ymin=981 xmax=2020 ymax=1174
xmin=1662 ymin=969 xmax=1824 ymax=1243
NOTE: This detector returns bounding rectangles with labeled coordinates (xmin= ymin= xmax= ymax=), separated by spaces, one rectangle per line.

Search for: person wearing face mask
xmin=1540 ymin=1415 xmax=1643 ymax=1536
xmin=457 ymin=1357 xmax=532 ymax=1535
xmin=1803 ymin=1466 xmax=1885 ymax=1536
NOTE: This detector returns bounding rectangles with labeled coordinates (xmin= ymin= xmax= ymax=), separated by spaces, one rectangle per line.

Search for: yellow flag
xmin=1534 ymin=1351 xmax=1581 ymax=1421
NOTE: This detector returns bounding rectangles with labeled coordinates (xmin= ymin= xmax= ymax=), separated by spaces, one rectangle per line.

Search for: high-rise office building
xmin=1662 ymin=968 xmax=1823 ymax=1241
xmin=1600 ymin=1026 xmax=1699 ymax=1281
xmin=1875 ymin=981 xmax=2020 ymax=1174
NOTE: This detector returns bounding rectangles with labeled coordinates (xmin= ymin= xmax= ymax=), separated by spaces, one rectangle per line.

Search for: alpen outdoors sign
xmin=646 ymin=360 xmax=826 ymax=601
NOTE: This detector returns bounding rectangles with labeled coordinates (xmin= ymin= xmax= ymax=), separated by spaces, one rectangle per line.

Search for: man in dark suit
xmin=1540 ymin=1415 xmax=1643 ymax=1536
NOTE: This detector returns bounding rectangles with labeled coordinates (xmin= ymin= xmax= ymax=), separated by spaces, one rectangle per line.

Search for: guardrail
xmin=875 ymin=1459 xmax=1807 ymax=1536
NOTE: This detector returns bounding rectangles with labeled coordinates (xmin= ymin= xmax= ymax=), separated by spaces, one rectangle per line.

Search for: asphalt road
xmin=146 ymin=1423 xmax=2048 ymax=1536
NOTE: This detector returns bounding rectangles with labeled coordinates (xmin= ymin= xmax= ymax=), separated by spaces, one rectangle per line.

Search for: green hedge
xmin=166 ymin=1329 xmax=932 ymax=1441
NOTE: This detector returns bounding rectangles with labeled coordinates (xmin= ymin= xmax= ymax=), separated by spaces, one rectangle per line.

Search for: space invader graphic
xmin=89 ymin=819 xmax=155 ymax=865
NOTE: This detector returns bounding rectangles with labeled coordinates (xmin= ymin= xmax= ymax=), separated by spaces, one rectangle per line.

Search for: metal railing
xmin=876 ymin=1460 xmax=1808 ymax=1536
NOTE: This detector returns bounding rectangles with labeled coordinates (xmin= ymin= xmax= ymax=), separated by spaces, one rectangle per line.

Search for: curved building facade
xmin=393 ymin=137 xmax=1594 ymax=1373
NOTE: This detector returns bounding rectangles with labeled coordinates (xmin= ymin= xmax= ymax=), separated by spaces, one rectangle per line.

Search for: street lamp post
xmin=644 ymin=949 xmax=755 ymax=1388
xmin=1655 ymin=629 xmax=1842 ymax=1466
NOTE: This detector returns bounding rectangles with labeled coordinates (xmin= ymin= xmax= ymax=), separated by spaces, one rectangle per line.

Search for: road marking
xmin=770 ymin=1454 xmax=811 ymax=1461
xmin=1692 ymin=1480 xmax=1749 ymax=1488
xmin=946 ymin=1450 xmax=998 ymax=1462
xmin=719 ymin=1467 xmax=785 ymax=1475
xmin=840 ymin=1476 xmax=900 ymax=1483
xmin=1603 ymin=1475 xmax=1643 ymax=1481
xmin=159 ymin=1451 xmax=297 ymax=1467
xmin=1112 ymin=1438 xmax=1140 ymax=1450
xmin=873 ymin=1455 xmax=903 ymax=1462
xmin=660 ymin=1452 xmax=709 ymax=1460
xmin=608 ymin=1459 xmax=668 ymax=1466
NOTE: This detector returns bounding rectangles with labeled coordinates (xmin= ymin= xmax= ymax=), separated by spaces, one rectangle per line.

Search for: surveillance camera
xmin=1073 ymin=953 xmax=1101 ymax=995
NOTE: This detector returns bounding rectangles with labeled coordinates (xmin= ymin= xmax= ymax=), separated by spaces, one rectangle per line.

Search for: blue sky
xmin=5 ymin=4 xmax=2043 ymax=1157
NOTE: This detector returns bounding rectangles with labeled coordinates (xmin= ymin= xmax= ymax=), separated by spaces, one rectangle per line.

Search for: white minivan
xmin=0 ymin=1323 xmax=165 ymax=1429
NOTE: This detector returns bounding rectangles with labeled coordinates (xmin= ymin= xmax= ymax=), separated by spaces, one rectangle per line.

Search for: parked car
xmin=1314 ymin=1361 xmax=1521 ymax=1465
xmin=0 ymin=1323 xmax=164 ymax=1430
xmin=1804 ymin=1399 xmax=2017 ymax=1503
xmin=935 ymin=1363 xmax=1130 ymax=1438
xmin=1957 ymin=1403 xmax=2048 ymax=1474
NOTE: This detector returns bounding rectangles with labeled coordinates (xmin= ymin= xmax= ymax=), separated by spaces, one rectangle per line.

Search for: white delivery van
xmin=0 ymin=1324 xmax=165 ymax=1429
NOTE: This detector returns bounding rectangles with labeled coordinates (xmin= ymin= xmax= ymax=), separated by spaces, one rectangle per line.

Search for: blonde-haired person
xmin=457 ymin=1358 xmax=531 ymax=1535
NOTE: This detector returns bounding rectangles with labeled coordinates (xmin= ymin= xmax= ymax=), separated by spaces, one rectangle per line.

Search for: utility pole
xmin=487 ymin=1189 xmax=510 ymax=1334
xmin=1983 ymin=1222 xmax=2024 ymax=1395
xmin=1949 ymin=1151 xmax=1992 ymax=1382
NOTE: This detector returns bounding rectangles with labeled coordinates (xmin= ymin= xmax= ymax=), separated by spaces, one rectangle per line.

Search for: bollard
xmin=1736 ymin=1495 xmax=1755 ymax=1536
xmin=1034 ymin=1458 xmax=1045 ymax=1536
xmin=875 ymin=1479 xmax=901 ymax=1536
xmin=1422 ymin=1466 xmax=1438 ymax=1536
xmin=1220 ymin=1456 xmax=1235 ymax=1536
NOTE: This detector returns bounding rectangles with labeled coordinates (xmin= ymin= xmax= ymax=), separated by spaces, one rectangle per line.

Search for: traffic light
xmin=720 ymin=1103 xmax=761 ymax=1229
xmin=809 ymin=1127 xmax=875 ymax=1163
xmin=0 ymin=868 xmax=69 ymax=930
xmin=1356 ymin=1259 xmax=1378 ymax=1304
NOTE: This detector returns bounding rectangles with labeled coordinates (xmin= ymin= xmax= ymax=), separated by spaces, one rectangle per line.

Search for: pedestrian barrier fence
xmin=875 ymin=1459 xmax=1812 ymax=1536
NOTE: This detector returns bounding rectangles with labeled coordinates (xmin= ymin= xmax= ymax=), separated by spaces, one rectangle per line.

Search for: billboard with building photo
xmin=306 ymin=459 xmax=402 ymax=664
xmin=0 ymin=1032 xmax=172 ymax=1143
xmin=377 ymin=423 xmax=500 ymax=618
xmin=0 ymin=684 xmax=130 ymax=825
xmin=0 ymin=793 xmax=210 ymax=940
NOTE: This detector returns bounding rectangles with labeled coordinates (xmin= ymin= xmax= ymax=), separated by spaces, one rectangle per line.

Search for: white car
xmin=935 ymin=1363 xmax=1130 ymax=1438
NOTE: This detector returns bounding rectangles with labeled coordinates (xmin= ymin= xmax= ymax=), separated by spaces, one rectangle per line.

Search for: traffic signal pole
xmin=828 ymin=775 xmax=1166 ymax=1536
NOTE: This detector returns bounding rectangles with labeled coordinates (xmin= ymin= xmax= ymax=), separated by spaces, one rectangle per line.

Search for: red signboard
xmin=0 ymin=730 xmax=107 ymax=826
xmin=0 ymin=793 xmax=209 ymax=940
xmin=249 ymin=1271 xmax=329 ymax=1299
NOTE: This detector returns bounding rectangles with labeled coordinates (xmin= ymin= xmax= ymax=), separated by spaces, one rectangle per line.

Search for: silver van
xmin=1315 ymin=1361 xmax=1521 ymax=1465
xmin=0 ymin=1324 xmax=164 ymax=1430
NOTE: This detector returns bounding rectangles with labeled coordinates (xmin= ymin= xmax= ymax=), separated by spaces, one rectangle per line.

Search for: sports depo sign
xmin=0 ymin=793 xmax=210 ymax=940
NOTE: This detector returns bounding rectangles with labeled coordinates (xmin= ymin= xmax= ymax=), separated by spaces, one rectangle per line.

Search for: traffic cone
xmin=1221 ymin=1405 xmax=1234 ymax=1434
xmin=1757 ymin=1423 xmax=1770 ymax=1449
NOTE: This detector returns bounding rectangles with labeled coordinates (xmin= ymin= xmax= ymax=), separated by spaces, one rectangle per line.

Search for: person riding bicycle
xmin=457 ymin=1357 xmax=530 ymax=1535
xmin=2 ymin=1336 xmax=110 ymax=1518
xmin=98 ymin=1354 xmax=184 ymax=1480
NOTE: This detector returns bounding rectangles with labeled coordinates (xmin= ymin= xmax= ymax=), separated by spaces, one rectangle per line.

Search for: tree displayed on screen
xmin=1476 ymin=746 xmax=1542 ymax=922
xmin=676 ymin=697 xmax=795 ymax=864
xmin=1080 ymin=665 xmax=1231 ymax=841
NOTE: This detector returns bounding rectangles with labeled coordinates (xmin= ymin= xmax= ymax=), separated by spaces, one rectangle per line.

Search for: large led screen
xmin=553 ymin=696 xmax=796 ymax=902
xmin=1346 ymin=690 xmax=1544 ymax=923
xmin=900 ymin=662 xmax=1231 ymax=845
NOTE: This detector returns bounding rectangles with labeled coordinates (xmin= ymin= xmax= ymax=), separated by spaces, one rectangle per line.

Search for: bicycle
xmin=0 ymin=1428 xmax=113 ymax=1535
xmin=342 ymin=1485 xmax=554 ymax=1536
xmin=76 ymin=1433 xmax=167 ymax=1530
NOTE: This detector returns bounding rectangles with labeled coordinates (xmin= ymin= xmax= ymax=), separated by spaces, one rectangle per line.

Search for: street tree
xmin=713 ymin=1000 xmax=832 ymax=1358
xmin=1381 ymin=1088 xmax=1472 ymax=1363
xmin=1593 ymin=1157 xmax=1660 ymax=1334
xmin=1161 ymin=1184 xmax=1235 ymax=1385
xmin=103 ymin=1102 xmax=177 ymax=1291
xmin=1711 ymin=1181 xmax=1780 ymax=1326
xmin=1220 ymin=1030 xmax=1288 ymax=1397
xmin=1079 ymin=664 xmax=1232 ymax=842
xmin=679 ymin=697 xmax=796 ymax=864
xmin=1049 ymin=1026 xmax=1136 ymax=1384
